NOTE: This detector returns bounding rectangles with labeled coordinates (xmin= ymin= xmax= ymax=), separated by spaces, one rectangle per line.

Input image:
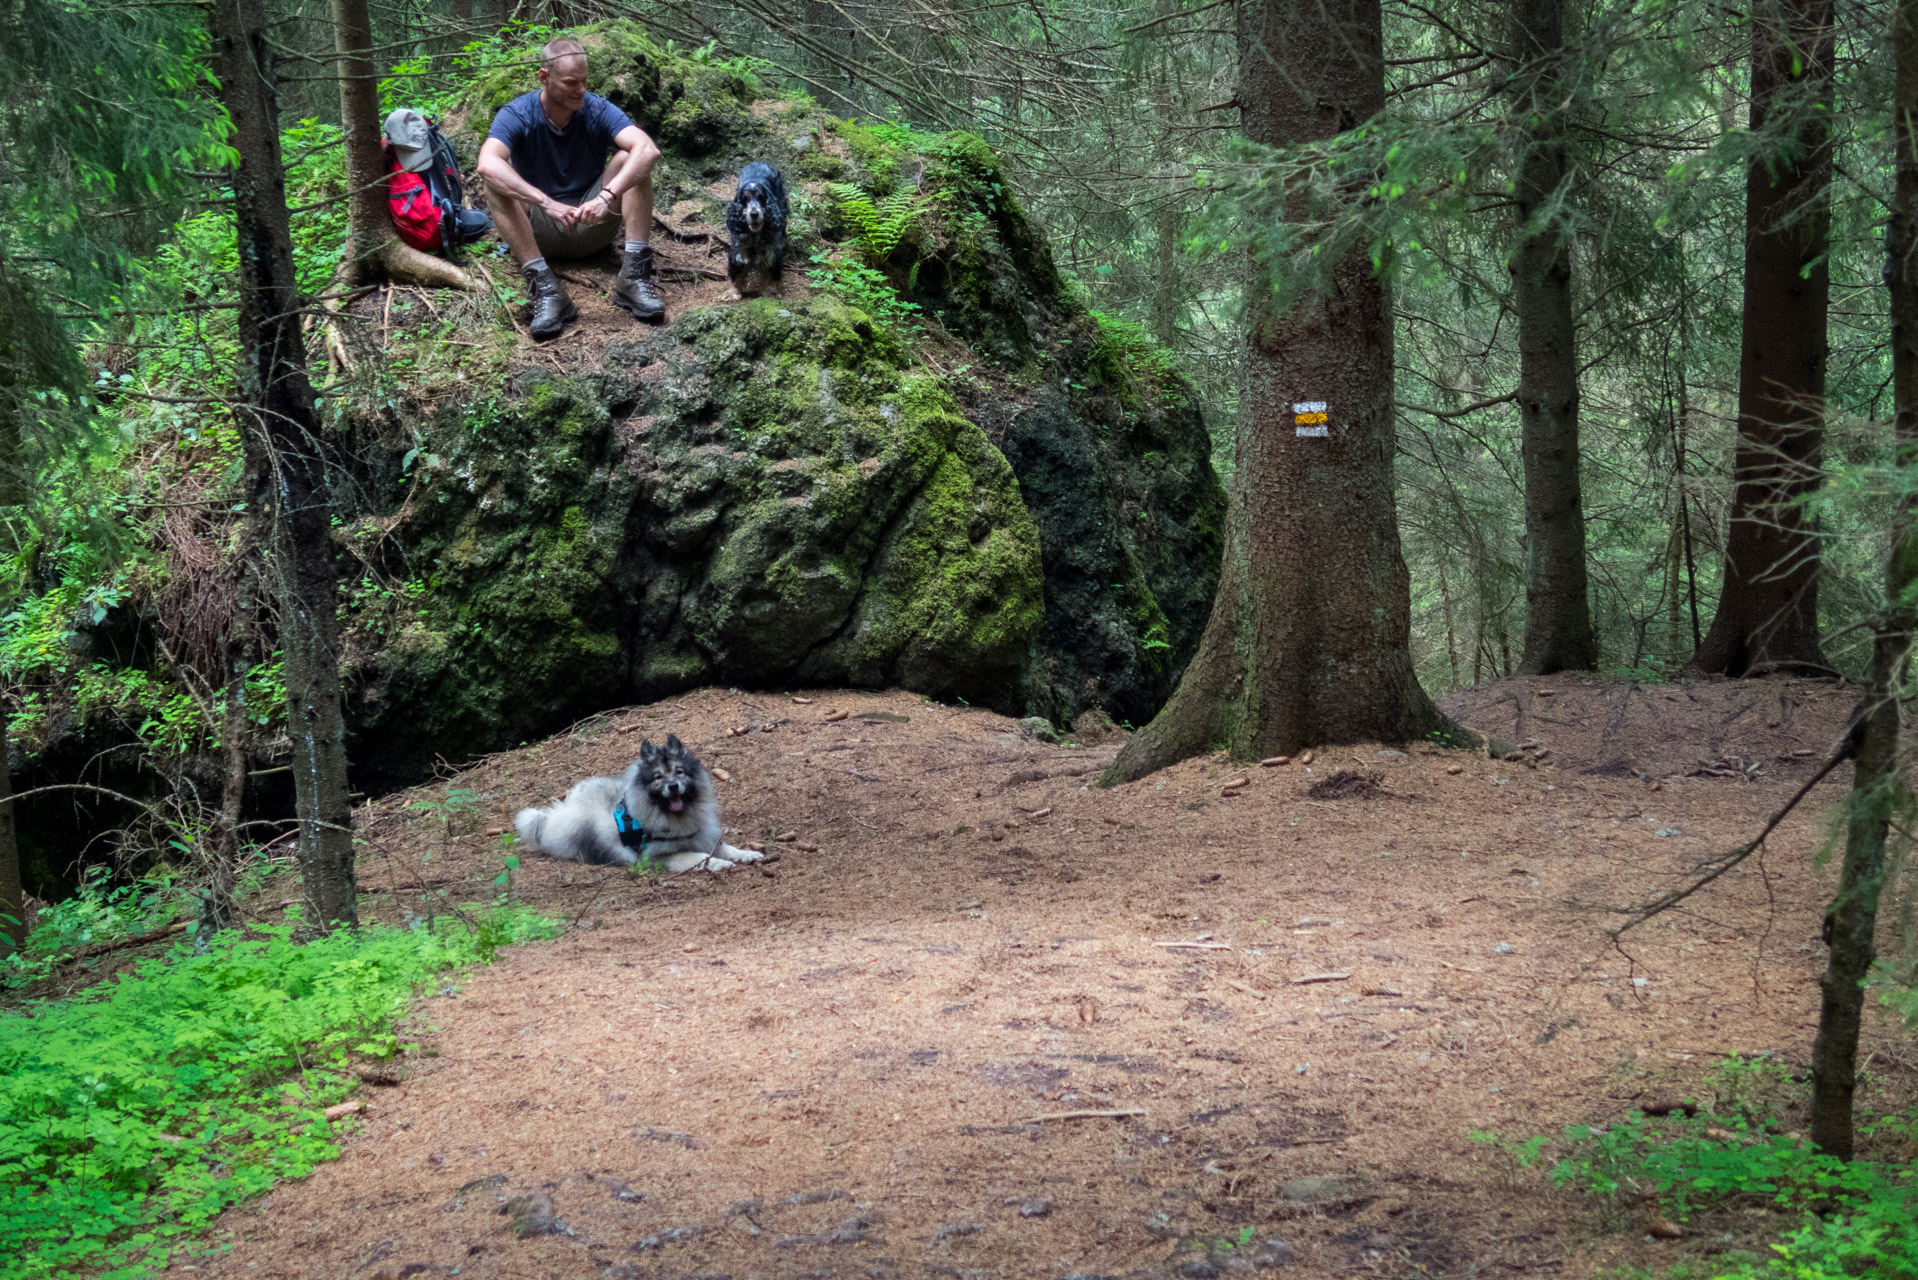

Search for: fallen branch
xmin=68 ymin=920 xmax=191 ymax=960
xmin=1606 ymin=738 xmax=1854 ymax=941
xmin=1018 ymin=1108 xmax=1147 ymax=1122
xmin=1155 ymin=940 xmax=1231 ymax=950
xmin=1291 ymin=971 xmax=1352 ymax=984
xmin=1226 ymin=979 xmax=1267 ymax=999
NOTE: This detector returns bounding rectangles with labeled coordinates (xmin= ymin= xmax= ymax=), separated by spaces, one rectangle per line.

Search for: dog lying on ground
xmin=514 ymin=735 xmax=763 ymax=872
xmin=724 ymin=161 xmax=789 ymax=300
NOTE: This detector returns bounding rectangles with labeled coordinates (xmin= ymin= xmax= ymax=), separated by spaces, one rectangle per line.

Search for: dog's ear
xmin=664 ymin=732 xmax=684 ymax=755
xmin=638 ymin=738 xmax=659 ymax=763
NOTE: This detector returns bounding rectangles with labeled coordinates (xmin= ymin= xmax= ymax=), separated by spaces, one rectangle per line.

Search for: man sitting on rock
xmin=477 ymin=37 xmax=665 ymax=339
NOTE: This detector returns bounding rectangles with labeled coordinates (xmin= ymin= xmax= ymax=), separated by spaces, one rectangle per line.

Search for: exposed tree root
xmin=375 ymin=237 xmax=476 ymax=290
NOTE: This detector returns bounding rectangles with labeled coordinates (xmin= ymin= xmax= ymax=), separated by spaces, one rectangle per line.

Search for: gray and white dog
xmin=514 ymin=735 xmax=763 ymax=872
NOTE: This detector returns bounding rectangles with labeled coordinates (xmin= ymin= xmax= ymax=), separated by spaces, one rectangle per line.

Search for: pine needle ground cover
xmin=0 ymin=909 xmax=557 ymax=1280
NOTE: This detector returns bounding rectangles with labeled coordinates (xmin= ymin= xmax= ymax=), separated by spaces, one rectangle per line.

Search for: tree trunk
xmin=1690 ymin=0 xmax=1835 ymax=676
xmin=1106 ymin=0 xmax=1459 ymax=783
xmin=0 ymin=698 xmax=23 ymax=955
xmin=1808 ymin=0 xmax=1918 ymax=1160
xmin=331 ymin=0 xmax=473 ymax=290
xmin=802 ymin=0 xmax=861 ymax=114
xmin=198 ymin=526 xmax=259 ymax=949
xmin=210 ymin=0 xmax=359 ymax=932
xmin=1509 ymin=0 xmax=1595 ymax=675
xmin=1152 ymin=196 xmax=1181 ymax=349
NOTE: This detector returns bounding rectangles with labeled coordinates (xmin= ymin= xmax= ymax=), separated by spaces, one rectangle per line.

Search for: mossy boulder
xmin=334 ymin=23 xmax=1222 ymax=781
xmin=343 ymin=299 xmax=1041 ymax=784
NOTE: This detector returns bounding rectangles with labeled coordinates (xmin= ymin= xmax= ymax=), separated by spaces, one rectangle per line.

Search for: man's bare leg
xmin=621 ymin=167 xmax=653 ymax=245
xmin=483 ymin=176 xmax=577 ymax=339
xmin=485 ymin=180 xmax=542 ymax=268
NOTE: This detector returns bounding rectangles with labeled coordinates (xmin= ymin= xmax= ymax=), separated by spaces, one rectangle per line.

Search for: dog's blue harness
xmin=612 ymin=802 xmax=649 ymax=855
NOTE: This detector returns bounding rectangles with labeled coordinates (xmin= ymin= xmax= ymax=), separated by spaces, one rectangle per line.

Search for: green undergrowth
xmin=2 ymin=866 xmax=190 ymax=990
xmin=0 ymin=907 xmax=558 ymax=1280
xmin=1476 ymin=1054 xmax=1918 ymax=1279
xmin=1086 ymin=309 xmax=1185 ymax=412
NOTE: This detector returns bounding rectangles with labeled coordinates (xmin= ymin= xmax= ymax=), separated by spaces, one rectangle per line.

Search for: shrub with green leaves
xmin=1478 ymin=1092 xmax=1918 ymax=1280
xmin=0 ymin=908 xmax=557 ymax=1280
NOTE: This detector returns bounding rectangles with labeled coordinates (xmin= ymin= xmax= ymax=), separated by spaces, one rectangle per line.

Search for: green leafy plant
xmin=0 ymin=908 xmax=557 ymax=1279
xmin=805 ymin=255 xmax=923 ymax=332
xmin=2 ymin=867 xmax=187 ymax=990
xmin=493 ymin=852 xmax=521 ymax=901
xmin=1487 ymin=1090 xmax=1918 ymax=1280
xmin=827 ymin=181 xmax=926 ymax=262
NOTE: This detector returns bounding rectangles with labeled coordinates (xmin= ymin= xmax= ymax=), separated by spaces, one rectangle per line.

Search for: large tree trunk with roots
xmin=1690 ymin=0 xmax=1835 ymax=676
xmin=331 ymin=0 xmax=473 ymax=290
xmin=0 ymin=700 xmax=22 ymax=955
xmin=1509 ymin=0 xmax=1595 ymax=675
xmin=1807 ymin=0 xmax=1918 ymax=1160
xmin=210 ymin=0 xmax=360 ymax=932
xmin=1106 ymin=0 xmax=1457 ymax=784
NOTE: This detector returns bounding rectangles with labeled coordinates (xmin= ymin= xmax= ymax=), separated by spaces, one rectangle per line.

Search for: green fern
xmin=827 ymin=181 xmax=925 ymax=262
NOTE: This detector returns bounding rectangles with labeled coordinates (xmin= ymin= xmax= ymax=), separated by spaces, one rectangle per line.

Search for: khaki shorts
xmin=526 ymin=180 xmax=620 ymax=259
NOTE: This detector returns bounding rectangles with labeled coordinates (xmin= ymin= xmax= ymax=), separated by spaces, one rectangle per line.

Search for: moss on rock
xmin=346 ymin=297 xmax=1044 ymax=784
xmin=333 ymin=26 xmax=1221 ymax=781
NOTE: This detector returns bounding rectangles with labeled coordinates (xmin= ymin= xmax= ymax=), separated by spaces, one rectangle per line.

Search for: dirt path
xmin=188 ymin=678 xmax=1909 ymax=1280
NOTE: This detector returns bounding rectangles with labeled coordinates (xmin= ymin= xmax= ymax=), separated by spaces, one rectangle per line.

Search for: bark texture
xmin=1509 ymin=0 xmax=1595 ymax=675
xmin=198 ymin=529 xmax=258 ymax=949
xmin=1107 ymin=0 xmax=1453 ymax=783
xmin=1808 ymin=0 xmax=1918 ymax=1160
xmin=210 ymin=0 xmax=359 ymax=931
xmin=0 ymin=700 xmax=22 ymax=954
xmin=1691 ymin=0 xmax=1835 ymax=676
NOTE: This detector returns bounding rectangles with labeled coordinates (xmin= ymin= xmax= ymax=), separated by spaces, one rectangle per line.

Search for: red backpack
xmin=383 ymin=120 xmax=491 ymax=253
xmin=385 ymin=149 xmax=445 ymax=250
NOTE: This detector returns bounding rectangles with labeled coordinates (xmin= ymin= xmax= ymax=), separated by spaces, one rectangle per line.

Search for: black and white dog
xmin=724 ymin=161 xmax=789 ymax=300
xmin=514 ymin=735 xmax=762 ymax=872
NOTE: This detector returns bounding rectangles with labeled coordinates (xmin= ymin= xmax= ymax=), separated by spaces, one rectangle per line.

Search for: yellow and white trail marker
xmin=1293 ymin=401 xmax=1329 ymax=437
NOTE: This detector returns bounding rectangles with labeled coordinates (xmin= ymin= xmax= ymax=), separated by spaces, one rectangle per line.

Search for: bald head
xmin=540 ymin=37 xmax=587 ymax=74
xmin=537 ymin=37 xmax=589 ymax=112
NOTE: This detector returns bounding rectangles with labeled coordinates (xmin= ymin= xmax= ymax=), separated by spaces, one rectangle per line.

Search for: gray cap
xmin=383 ymin=108 xmax=434 ymax=173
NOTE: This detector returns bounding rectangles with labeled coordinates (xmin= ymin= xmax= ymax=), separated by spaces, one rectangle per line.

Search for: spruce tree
xmin=1508 ymin=0 xmax=1596 ymax=674
xmin=1107 ymin=0 xmax=1455 ymax=781
xmin=1691 ymin=0 xmax=1836 ymax=676
xmin=209 ymin=0 xmax=359 ymax=930
xmin=1807 ymin=0 xmax=1917 ymax=1159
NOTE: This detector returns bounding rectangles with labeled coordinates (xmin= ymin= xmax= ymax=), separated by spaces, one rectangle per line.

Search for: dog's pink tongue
xmin=670 ymin=798 xmax=684 ymax=812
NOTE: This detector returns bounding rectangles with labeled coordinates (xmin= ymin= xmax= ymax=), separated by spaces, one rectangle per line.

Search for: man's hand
xmin=581 ymin=189 xmax=617 ymax=224
xmin=547 ymin=190 xmax=613 ymax=230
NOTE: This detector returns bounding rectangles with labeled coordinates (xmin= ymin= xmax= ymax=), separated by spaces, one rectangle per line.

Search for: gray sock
xmin=625 ymin=240 xmax=649 ymax=254
xmin=524 ymin=255 xmax=548 ymax=273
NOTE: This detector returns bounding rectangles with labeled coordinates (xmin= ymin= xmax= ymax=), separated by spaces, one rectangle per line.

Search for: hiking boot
xmin=613 ymin=245 xmax=666 ymax=322
xmin=524 ymin=261 xmax=576 ymax=341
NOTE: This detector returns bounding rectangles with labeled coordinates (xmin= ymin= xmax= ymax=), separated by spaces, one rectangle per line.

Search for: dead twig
xmin=1606 ymin=740 xmax=1854 ymax=941
xmin=67 ymin=920 xmax=191 ymax=960
xmin=1018 ymin=1109 xmax=1147 ymax=1122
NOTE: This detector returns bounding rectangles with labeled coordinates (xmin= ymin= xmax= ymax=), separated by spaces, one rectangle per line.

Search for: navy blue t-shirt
xmin=487 ymin=90 xmax=634 ymax=205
